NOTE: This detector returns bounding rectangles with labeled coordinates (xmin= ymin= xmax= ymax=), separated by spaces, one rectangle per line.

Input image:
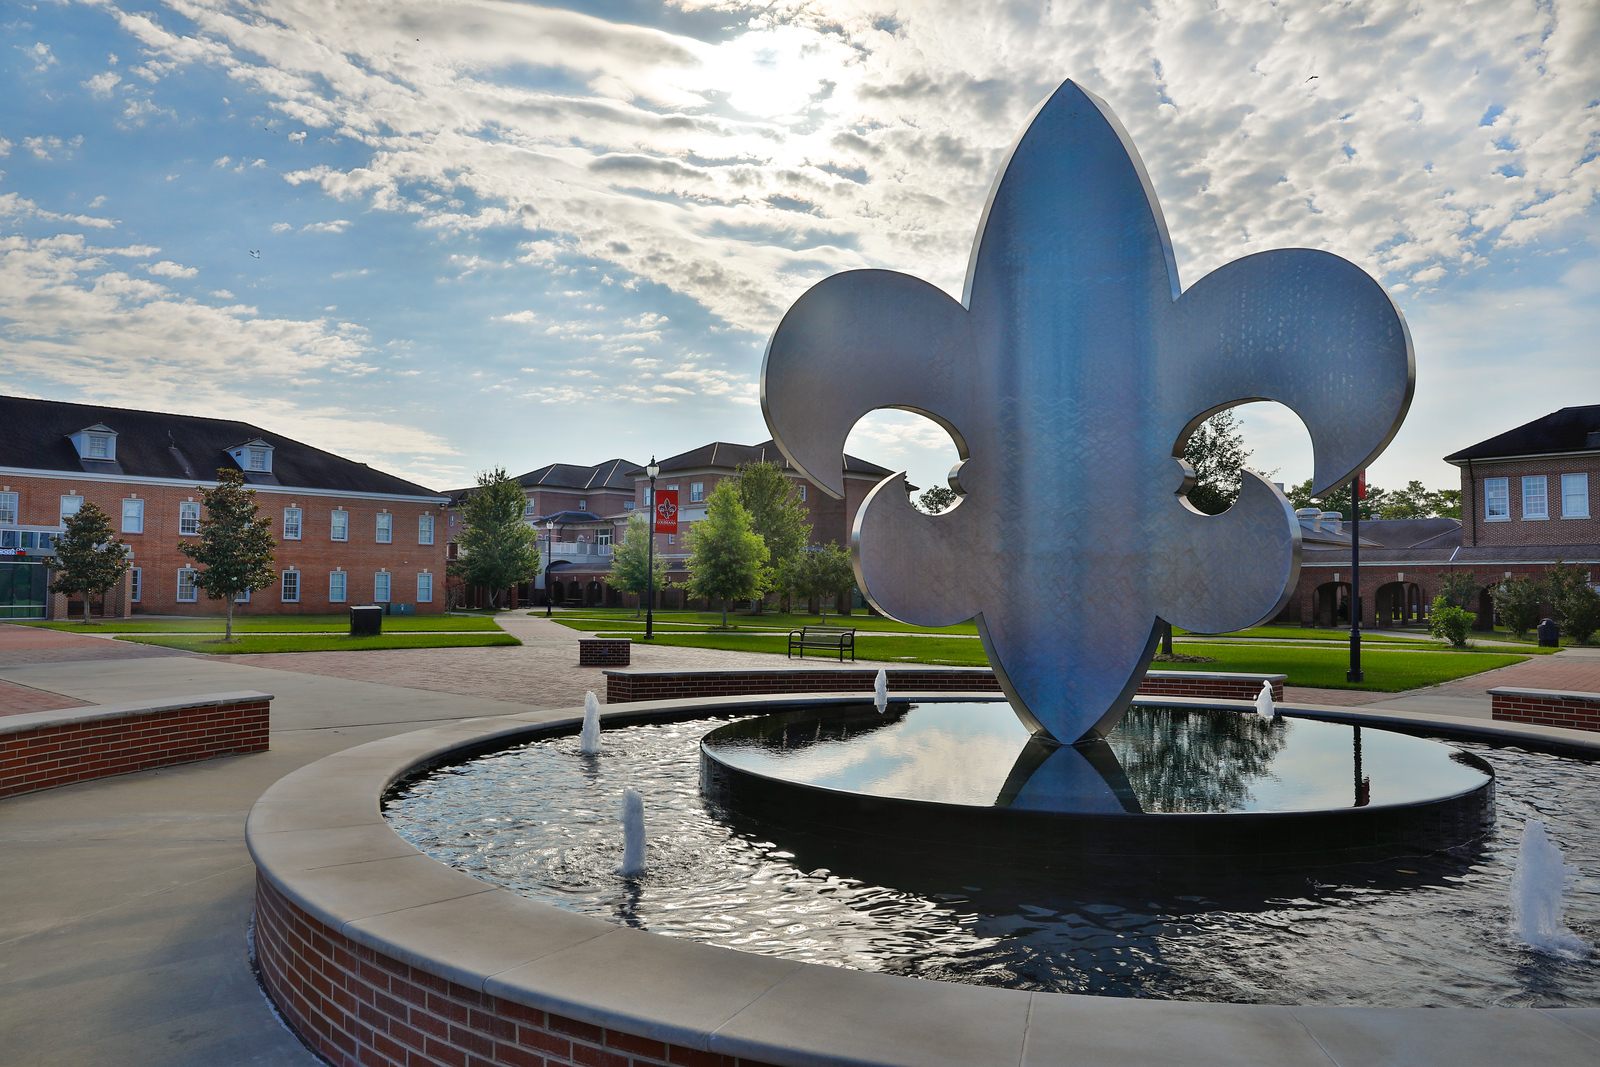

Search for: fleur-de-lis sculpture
xmin=762 ymin=81 xmax=1413 ymax=745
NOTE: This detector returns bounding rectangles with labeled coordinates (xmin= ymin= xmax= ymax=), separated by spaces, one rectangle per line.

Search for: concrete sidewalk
xmin=0 ymin=654 xmax=548 ymax=1067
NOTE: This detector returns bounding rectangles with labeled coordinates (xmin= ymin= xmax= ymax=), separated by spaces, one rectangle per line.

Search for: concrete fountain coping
xmin=247 ymin=693 xmax=1600 ymax=1067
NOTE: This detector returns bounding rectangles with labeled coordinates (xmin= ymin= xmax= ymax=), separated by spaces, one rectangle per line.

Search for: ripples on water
xmin=383 ymin=715 xmax=1600 ymax=1006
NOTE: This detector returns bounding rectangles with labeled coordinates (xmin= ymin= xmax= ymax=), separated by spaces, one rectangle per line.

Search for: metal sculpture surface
xmin=761 ymin=80 xmax=1413 ymax=744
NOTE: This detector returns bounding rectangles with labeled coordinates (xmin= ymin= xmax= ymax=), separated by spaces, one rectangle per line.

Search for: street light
xmin=544 ymin=518 xmax=556 ymax=617
xmin=645 ymin=456 xmax=659 ymax=640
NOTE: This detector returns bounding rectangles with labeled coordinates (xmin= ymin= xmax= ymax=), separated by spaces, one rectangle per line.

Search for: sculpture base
xmin=699 ymin=700 xmax=1495 ymax=873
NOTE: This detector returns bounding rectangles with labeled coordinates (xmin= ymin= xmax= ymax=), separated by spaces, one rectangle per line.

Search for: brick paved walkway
xmin=214 ymin=612 xmax=904 ymax=709
xmin=0 ymin=676 xmax=90 ymax=715
xmin=0 ymin=623 xmax=188 ymax=667
xmin=1434 ymin=647 xmax=1600 ymax=695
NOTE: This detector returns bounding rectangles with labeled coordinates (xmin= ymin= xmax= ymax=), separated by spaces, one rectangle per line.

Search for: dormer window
xmin=227 ymin=438 xmax=274 ymax=474
xmin=68 ymin=423 xmax=118 ymax=462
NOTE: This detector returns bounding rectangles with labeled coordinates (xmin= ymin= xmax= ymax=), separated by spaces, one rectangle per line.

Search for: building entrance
xmin=0 ymin=560 xmax=49 ymax=619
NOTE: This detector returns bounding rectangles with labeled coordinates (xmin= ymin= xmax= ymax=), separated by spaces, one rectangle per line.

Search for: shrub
xmin=1560 ymin=584 xmax=1600 ymax=645
xmin=1427 ymin=597 xmax=1474 ymax=648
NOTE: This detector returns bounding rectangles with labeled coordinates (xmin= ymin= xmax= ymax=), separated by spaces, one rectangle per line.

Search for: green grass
xmin=548 ymin=609 xmax=979 ymax=635
xmin=24 ymin=615 xmax=501 ymax=634
xmin=115 ymin=632 xmax=520 ymax=654
xmin=610 ymin=631 xmax=1528 ymax=691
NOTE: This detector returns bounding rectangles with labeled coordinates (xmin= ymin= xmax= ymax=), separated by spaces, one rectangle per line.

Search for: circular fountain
xmin=698 ymin=698 xmax=1495 ymax=872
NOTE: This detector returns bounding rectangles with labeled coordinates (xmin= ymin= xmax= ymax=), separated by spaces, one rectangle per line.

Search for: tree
xmin=1289 ymin=477 xmax=1459 ymax=521
xmin=1434 ymin=571 xmax=1481 ymax=612
xmin=916 ymin=485 xmax=957 ymax=514
xmin=791 ymin=542 xmax=856 ymax=621
xmin=685 ymin=480 xmax=768 ymax=628
xmin=1181 ymin=410 xmax=1252 ymax=515
xmin=451 ymin=467 xmax=541 ymax=609
xmin=1547 ymin=562 xmax=1600 ymax=645
xmin=176 ymin=469 xmax=278 ymax=641
xmin=1490 ymin=577 xmax=1546 ymax=638
xmin=607 ymin=512 xmax=664 ymax=616
xmin=43 ymin=501 xmax=131 ymax=625
xmin=734 ymin=462 xmax=811 ymax=612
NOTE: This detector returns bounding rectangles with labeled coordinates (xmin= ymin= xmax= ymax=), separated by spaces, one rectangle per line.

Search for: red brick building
xmin=0 ymin=396 xmax=449 ymax=618
xmin=1279 ymin=405 xmax=1599 ymax=630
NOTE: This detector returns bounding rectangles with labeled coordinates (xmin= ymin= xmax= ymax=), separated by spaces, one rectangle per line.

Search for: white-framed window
xmin=418 ymin=513 xmax=434 ymax=545
xmin=1485 ymin=477 xmax=1510 ymax=521
xmin=643 ymin=488 xmax=652 ymax=506
xmin=330 ymin=509 xmax=348 ymax=542
xmin=88 ymin=434 xmax=109 ymax=459
xmin=329 ymin=570 xmax=347 ymax=603
xmin=798 ymin=484 xmax=807 ymax=502
xmin=122 ymin=498 xmax=144 ymax=534
xmin=374 ymin=571 xmax=391 ymax=603
xmin=177 ymin=568 xmax=198 ymax=602
xmin=0 ymin=491 xmax=16 ymax=525
xmin=598 ymin=531 xmax=612 ymax=547
xmin=1562 ymin=473 xmax=1590 ymax=519
xmin=61 ymin=495 xmax=84 ymax=523
xmin=417 ymin=572 xmax=433 ymax=603
xmin=624 ymin=501 xmax=635 ymax=510
xmin=248 ymin=447 xmax=267 ymax=471
xmin=667 ymin=533 xmax=675 ymax=546
xmin=524 ymin=500 xmax=538 ymax=518
xmin=281 ymin=570 xmax=300 ymax=603
xmin=1522 ymin=475 xmax=1548 ymax=520
xmin=376 ymin=512 xmax=392 ymax=544
xmin=690 ymin=482 xmax=704 ymax=502
xmin=283 ymin=507 xmax=302 ymax=540
xmin=235 ymin=587 xmax=251 ymax=604
xmin=179 ymin=501 xmax=201 ymax=535
xmin=577 ymin=499 xmax=586 ymax=511
xmin=130 ymin=567 xmax=141 ymax=603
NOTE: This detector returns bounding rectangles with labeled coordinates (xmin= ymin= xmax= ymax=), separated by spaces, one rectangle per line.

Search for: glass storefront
xmin=0 ymin=561 xmax=48 ymax=619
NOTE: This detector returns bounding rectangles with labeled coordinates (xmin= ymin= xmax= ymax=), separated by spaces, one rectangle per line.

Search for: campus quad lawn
xmin=608 ymin=631 xmax=1528 ymax=691
xmin=548 ymin=609 xmax=980 ymax=635
xmin=116 ymin=632 xmax=520 ymax=654
xmin=24 ymin=615 xmax=501 ymax=633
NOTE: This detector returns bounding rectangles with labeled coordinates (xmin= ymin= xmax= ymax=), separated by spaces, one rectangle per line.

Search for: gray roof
xmin=0 ymin=395 xmax=442 ymax=498
xmin=1445 ymin=405 xmax=1600 ymax=462
xmin=627 ymin=440 xmax=893 ymax=479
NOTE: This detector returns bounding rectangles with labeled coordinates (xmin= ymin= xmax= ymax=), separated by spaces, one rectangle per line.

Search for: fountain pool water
xmin=383 ymin=702 xmax=1600 ymax=1007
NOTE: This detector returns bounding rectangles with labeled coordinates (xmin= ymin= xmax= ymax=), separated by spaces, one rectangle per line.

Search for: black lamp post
xmin=1347 ymin=472 xmax=1365 ymax=683
xmin=544 ymin=518 xmax=557 ymax=617
xmin=645 ymin=456 xmax=659 ymax=639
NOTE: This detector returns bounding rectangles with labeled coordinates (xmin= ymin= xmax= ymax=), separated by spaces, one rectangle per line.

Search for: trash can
xmin=1538 ymin=618 xmax=1560 ymax=648
xmin=350 ymin=605 xmax=384 ymax=636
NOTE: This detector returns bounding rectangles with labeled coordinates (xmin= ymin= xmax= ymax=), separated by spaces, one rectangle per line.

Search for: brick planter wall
xmin=1490 ymin=687 xmax=1600 ymax=733
xmin=604 ymin=668 xmax=1283 ymax=706
xmin=0 ymin=691 xmax=270 ymax=799
xmin=254 ymin=874 xmax=777 ymax=1067
xmin=578 ymin=638 xmax=631 ymax=667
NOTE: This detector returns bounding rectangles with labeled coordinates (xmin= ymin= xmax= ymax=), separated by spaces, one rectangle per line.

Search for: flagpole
xmin=1348 ymin=470 xmax=1364 ymax=683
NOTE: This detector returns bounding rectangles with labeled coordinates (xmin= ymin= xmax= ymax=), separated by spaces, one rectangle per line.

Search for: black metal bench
xmin=787 ymin=625 xmax=856 ymax=662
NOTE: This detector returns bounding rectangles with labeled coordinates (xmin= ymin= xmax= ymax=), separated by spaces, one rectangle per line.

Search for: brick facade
xmin=1490 ymin=687 xmax=1600 ymax=732
xmin=2 ymin=473 xmax=447 ymax=616
xmin=253 ymin=875 xmax=779 ymax=1067
xmin=0 ymin=692 xmax=270 ymax=798
xmin=603 ymin=668 xmax=1284 ymax=705
xmin=1459 ymin=453 xmax=1600 ymax=547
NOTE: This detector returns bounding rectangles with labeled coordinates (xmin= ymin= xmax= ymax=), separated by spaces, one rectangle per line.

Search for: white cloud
xmin=22 ymin=136 xmax=81 ymax=162
xmin=302 ymin=219 xmax=351 ymax=233
xmin=270 ymin=222 xmax=292 ymax=232
xmin=24 ymin=43 xmax=57 ymax=72
xmin=91 ymin=0 xmax=1595 ymax=344
xmin=83 ymin=71 xmax=122 ymax=98
xmin=0 ymin=191 xmax=119 ymax=230
xmin=145 ymin=260 xmax=197 ymax=278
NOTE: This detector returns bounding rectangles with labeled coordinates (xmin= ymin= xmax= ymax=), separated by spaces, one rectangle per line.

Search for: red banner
xmin=653 ymin=489 xmax=679 ymax=534
xmin=1356 ymin=471 xmax=1366 ymax=500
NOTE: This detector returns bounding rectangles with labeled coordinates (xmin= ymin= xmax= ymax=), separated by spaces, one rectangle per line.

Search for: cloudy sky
xmin=2 ymin=0 xmax=1596 ymax=499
